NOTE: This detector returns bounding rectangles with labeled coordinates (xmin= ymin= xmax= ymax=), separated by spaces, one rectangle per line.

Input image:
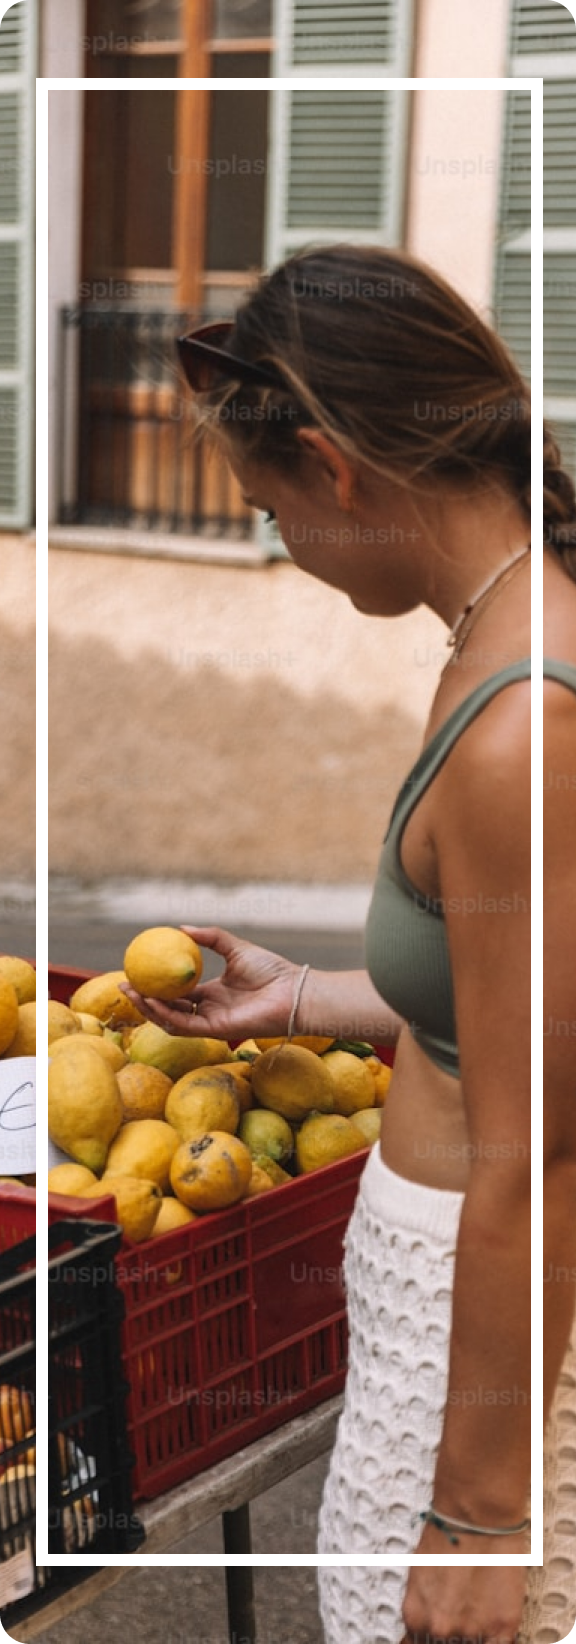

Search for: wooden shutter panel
xmin=261 ymin=0 xmax=412 ymax=552
xmin=269 ymin=88 xmax=410 ymax=267
xmin=493 ymin=89 xmax=531 ymax=376
xmin=510 ymin=0 xmax=576 ymax=58
xmin=273 ymin=0 xmax=414 ymax=75
xmin=495 ymin=2 xmax=576 ymax=480
xmin=543 ymin=77 xmax=576 ymax=226
xmin=0 ymin=0 xmax=35 ymax=528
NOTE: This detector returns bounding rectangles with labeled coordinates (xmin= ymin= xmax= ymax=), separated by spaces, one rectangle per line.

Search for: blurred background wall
xmin=4 ymin=0 xmax=576 ymax=932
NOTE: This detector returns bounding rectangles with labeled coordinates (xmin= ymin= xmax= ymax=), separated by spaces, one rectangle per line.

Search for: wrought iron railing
xmin=57 ymin=307 xmax=254 ymax=537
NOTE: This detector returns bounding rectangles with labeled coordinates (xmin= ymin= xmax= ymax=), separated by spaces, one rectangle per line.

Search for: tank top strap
xmin=388 ymin=658 xmax=531 ymax=831
xmin=543 ymin=656 xmax=576 ymax=693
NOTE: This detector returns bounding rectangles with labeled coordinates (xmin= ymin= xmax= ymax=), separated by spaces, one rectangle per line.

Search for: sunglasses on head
xmin=176 ymin=321 xmax=283 ymax=393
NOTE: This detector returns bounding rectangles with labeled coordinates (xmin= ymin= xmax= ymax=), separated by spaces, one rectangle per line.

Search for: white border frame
xmin=36 ymin=73 xmax=542 ymax=1575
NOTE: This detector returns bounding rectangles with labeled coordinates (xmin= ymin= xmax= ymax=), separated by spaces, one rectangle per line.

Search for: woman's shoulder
xmin=429 ymin=661 xmax=531 ymax=822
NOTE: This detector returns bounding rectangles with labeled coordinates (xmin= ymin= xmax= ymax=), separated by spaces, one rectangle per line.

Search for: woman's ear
xmin=297 ymin=428 xmax=357 ymax=512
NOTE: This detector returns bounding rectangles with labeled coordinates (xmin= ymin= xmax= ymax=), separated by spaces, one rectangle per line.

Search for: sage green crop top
xmin=365 ymin=657 xmax=576 ymax=1079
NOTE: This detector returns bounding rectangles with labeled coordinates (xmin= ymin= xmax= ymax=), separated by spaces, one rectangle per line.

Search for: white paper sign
xmin=47 ymin=1135 xmax=73 ymax=1169
xmin=0 ymin=1545 xmax=35 ymax=1606
xmin=0 ymin=1057 xmax=36 ymax=1174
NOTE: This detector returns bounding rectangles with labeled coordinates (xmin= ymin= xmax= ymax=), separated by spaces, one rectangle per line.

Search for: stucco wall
xmin=49 ymin=546 xmax=446 ymax=884
xmin=0 ymin=534 xmax=35 ymax=878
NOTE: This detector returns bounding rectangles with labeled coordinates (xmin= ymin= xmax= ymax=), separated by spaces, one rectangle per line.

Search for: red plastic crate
xmin=44 ymin=963 xmax=394 ymax=1499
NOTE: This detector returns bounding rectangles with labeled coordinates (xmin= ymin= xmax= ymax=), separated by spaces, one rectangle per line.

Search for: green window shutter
xmin=260 ymin=1 xmax=413 ymax=553
xmin=274 ymin=0 xmax=414 ymax=73
xmin=268 ymin=88 xmax=410 ymax=269
xmin=493 ymin=90 xmax=531 ymax=376
xmin=494 ymin=1 xmax=576 ymax=479
xmin=510 ymin=0 xmax=576 ymax=62
xmin=0 ymin=0 xmax=35 ymax=528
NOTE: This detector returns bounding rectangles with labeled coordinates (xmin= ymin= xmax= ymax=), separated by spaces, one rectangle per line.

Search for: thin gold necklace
xmin=446 ymin=545 xmax=531 ymax=663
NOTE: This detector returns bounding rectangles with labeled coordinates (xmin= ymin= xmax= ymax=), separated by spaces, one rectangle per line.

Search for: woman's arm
xmin=428 ymin=683 xmax=533 ymax=1521
xmin=124 ymin=926 xmax=406 ymax=1045
xmin=543 ymin=680 xmax=576 ymax=1421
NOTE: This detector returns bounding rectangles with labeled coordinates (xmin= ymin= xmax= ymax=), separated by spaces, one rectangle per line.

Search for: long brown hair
xmin=194 ymin=244 xmax=576 ymax=579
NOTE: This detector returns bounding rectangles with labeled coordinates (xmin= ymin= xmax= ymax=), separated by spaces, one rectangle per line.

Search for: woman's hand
xmin=122 ymin=924 xmax=300 ymax=1040
xmin=401 ymin=1523 xmax=529 ymax=1643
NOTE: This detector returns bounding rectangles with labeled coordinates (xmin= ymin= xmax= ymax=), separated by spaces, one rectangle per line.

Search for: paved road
xmin=21 ymin=1562 xmax=326 ymax=1644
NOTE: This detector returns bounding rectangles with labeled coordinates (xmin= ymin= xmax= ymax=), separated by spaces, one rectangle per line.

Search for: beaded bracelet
xmin=287 ymin=964 xmax=310 ymax=1039
xmin=419 ymin=1507 xmax=530 ymax=1546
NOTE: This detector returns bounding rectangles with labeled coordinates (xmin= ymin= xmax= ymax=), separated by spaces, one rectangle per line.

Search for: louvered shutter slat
xmin=511 ymin=0 xmax=576 ymax=54
xmin=544 ymin=81 xmax=576 ymax=225
xmin=492 ymin=80 xmax=531 ymax=372
xmin=274 ymin=0 xmax=414 ymax=73
xmin=0 ymin=0 xmax=35 ymax=529
xmin=291 ymin=0 xmax=397 ymax=65
xmin=506 ymin=3 xmax=576 ymax=483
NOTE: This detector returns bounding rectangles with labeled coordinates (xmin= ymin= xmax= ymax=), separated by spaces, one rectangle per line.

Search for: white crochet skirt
xmin=317 ymin=1144 xmax=576 ymax=1644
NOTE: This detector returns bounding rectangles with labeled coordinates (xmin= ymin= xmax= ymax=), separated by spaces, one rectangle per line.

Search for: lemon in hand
xmin=123 ymin=928 xmax=203 ymax=1001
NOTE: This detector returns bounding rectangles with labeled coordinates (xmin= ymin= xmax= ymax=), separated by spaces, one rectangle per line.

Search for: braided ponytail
xmin=544 ymin=422 xmax=576 ymax=582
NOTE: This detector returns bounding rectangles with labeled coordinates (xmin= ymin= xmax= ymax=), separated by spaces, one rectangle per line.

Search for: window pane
xmin=205 ymin=88 xmax=269 ymax=269
xmin=86 ymin=0 xmax=183 ymax=47
xmin=212 ymin=0 xmax=272 ymax=39
xmin=211 ymin=51 xmax=271 ymax=77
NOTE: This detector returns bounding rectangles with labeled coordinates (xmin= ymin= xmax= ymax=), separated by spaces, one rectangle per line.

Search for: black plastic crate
xmin=0 ymin=1220 xmax=144 ymax=1628
xmin=47 ymin=1219 xmax=145 ymax=1554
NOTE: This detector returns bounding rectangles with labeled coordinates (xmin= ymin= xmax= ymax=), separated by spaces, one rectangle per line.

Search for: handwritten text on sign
xmin=0 ymin=1058 xmax=36 ymax=1174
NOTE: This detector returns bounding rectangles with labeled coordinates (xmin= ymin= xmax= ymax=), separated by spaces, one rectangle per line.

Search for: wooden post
xmin=173 ymin=0 xmax=212 ymax=313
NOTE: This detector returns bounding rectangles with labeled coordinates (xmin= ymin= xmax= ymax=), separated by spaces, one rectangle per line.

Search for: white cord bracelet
xmin=287 ymin=964 xmax=310 ymax=1039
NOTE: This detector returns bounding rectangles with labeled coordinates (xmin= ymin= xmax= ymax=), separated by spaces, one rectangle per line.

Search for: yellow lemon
xmin=0 ymin=957 xmax=35 ymax=1005
xmin=123 ymin=927 xmax=203 ymax=1001
xmin=239 ymin=1108 xmax=294 ymax=1167
xmin=254 ymin=1035 xmax=333 ymax=1054
xmin=76 ymin=1012 xmax=103 ymax=1035
xmin=233 ymin=1039 xmax=261 ymax=1060
xmin=251 ymin=1042 xmax=334 ymax=1122
xmin=0 ymin=979 xmax=20 ymax=1055
xmin=170 ymin=1131 xmax=252 ymax=1212
xmin=105 ymin=1119 xmax=180 ymax=1192
xmin=2 ymin=1001 xmax=36 ymax=1057
xmin=68 ymin=972 xmax=146 ymax=1028
xmin=82 ymin=1174 xmax=162 ymax=1243
xmin=128 ymin=1021 xmax=231 ymax=1079
xmin=321 ymin=1050 xmax=376 ymax=1116
xmin=48 ymin=1040 xmax=123 ymax=1173
xmin=48 ymin=1001 xmax=81 ymax=1044
xmin=48 ymin=1163 xmax=99 ymax=1196
xmin=244 ymin=1162 xmax=275 ymax=1197
xmin=116 ymin=1063 xmax=173 ymax=1122
xmin=250 ymin=1154 xmax=292 ymax=1186
xmin=152 ymin=1197 xmax=197 ymax=1234
xmin=49 ymin=1033 xmax=127 ymax=1073
xmin=348 ymin=1108 xmax=382 ymax=1147
xmin=165 ymin=1068 xmax=241 ymax=1142
xmin=365 ymin=1056 xmax=393 ymax=1106
xmin=295 ymin=1113 xmax=367 ymax=1174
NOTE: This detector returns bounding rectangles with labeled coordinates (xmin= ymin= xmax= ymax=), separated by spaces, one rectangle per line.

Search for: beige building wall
xmin=46 ymin=14 xmax=511 ymax=892
xmin=1 ymin=535 xmax=35 ymax=879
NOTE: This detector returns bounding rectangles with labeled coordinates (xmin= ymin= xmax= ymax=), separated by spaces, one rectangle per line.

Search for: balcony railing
xmin=58 ymin=306 xmax=254 ymax=538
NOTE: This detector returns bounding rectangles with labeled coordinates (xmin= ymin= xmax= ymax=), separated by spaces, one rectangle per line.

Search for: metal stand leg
xmin=222 ymin=1504 xmax=256 ymax=1644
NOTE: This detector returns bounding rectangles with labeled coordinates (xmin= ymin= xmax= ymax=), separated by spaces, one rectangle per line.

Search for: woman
xmin=126 ymin=247 xmax=576 ymax=1643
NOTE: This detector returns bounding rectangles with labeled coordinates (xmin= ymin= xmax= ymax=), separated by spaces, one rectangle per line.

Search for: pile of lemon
xmin=0 ymin=956 xmax=36 ymax=1192
xmin=48 ymin=928 xmax=392 ymax=1243
xmin=0 ymin=956 xmax=36 ymax=1059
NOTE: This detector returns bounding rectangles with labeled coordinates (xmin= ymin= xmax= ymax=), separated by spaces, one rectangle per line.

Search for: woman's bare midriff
xmin=379 ymin=1025 xmax=472 ymax=1191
